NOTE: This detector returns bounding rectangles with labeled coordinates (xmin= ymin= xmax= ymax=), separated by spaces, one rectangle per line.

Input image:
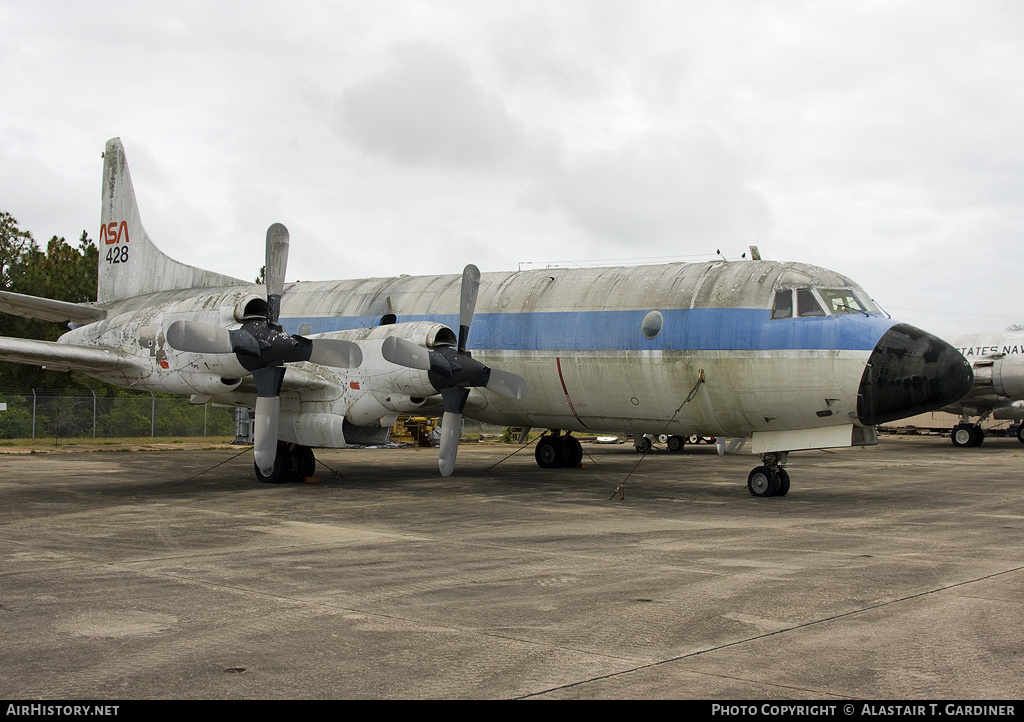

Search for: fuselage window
xmin=641 ymin=310 xmax=664 ymax=339
xmin=797 ymin=288 xmax=825 ymax=317
xmin=771 ymin=290 xmax=793 ymax=319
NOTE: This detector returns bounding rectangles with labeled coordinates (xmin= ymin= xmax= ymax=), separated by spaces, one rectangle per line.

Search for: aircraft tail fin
xmin=98 ymin=138 xmax=247 ymax=303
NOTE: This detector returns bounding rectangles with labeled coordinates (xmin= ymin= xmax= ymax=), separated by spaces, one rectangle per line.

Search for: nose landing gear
xmin=747 ymin=451 xmax=790 ymax=497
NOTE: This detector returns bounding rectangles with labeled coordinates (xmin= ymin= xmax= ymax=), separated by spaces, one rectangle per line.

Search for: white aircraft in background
xmin=0 ymin=138 xmax=973 ymax=497
xmin=940 ymin=333 xmax=1024 ymax=447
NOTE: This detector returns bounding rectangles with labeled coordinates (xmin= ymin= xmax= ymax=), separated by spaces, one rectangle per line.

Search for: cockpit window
xmin=772 ymin=286 xmax=876 ymax=320
xmin=817 ymin=289 xmax=870 ymax=315
xmin=771 ymin=290 xmax=793 ymax=319
xmin=796 ymin=288 xmax=825 ymax=317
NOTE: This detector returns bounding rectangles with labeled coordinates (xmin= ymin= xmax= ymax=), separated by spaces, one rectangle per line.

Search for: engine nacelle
xmin=277 ymin=411 xmax=347 ymax=448
xmin=346 ymin=391 xmax=426 ymax=426
xmin=992 ymin=354 xmax=1024 ymax=398
xmin=330 ymin=321 xmax=456 ymax=349
xmin=973 ymin=354 xmax=1024 ymax=399
xmin=180 ymin=372 xmax=243 ymax=397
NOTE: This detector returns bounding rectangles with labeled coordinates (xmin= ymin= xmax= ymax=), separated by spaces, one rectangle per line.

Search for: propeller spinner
xmin=166 ymin=224 xmax=362 ymax=479
xmin=382 ymin=264 xmax=527 ymax=476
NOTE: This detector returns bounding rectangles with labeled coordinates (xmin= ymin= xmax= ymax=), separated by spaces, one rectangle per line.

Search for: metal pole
xmin=150 ymin=392 xmax=155 ymax=437
xmin=204 ymin=402 xmax=208 ymax=437
xmin=31 ymin=389 xmax=36 ymax=439
xmin=92 ymin=390 xmax=97 ymax=438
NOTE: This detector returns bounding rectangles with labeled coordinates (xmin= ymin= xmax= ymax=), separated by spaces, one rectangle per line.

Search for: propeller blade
xmin=166 ymin=321 xmax=260 ymax=357
xmin=382 ymin=336 xmax=453 ymax=376
xmin=251 ymin=366 xmax=286 ymax=476
xmin=484 ymin=368 xmax=528 ymax=399
xmin=458 ymin=264 xmax=480 ymax=352
xmin=265 ymin=223 xmax=290 ymax=325
xmin=166 ymin=320 xmax=233 ymax=354
xmin=253 ymin=395 xmax=281 ymax=476
xmin=438 ymin=411 xmax=462 ymax=477
xmin=438 ymin=387 xmax=470 ymax=476
xmin=382 ymin=336 xmax=431 ymax=371
xmin=308 ymin=338 xmax=362 ymax=367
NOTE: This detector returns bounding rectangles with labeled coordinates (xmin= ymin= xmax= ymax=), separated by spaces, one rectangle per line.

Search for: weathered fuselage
xmin=62 ymin=256 xmax=972 ymax=453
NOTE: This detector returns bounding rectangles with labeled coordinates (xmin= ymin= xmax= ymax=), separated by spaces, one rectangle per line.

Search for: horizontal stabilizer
xmin=0 ymin=336 xmax=140 ymax=373
xmin=0 ymin=291 xmax=107 ymax=324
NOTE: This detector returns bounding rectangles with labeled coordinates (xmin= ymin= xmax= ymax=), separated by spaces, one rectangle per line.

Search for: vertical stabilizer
xmin=98 ymin=138 xmax=247 ymax=303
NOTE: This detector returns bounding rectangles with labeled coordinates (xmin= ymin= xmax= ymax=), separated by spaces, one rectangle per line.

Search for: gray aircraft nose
xmin=857 ymin=323 xmax=973 ymax=426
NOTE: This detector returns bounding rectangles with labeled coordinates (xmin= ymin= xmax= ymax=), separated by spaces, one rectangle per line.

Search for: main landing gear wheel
xmin=634 ymin=436 xmax=653 ymax=454
xmin=951 ymin=424 xmax=984 ymax=448
xmin=535 ymin=434 xmax=584 ymax=469
xmin=667 ymin=435 xmax=686 ymax=453
xmin=747 ymin=466 xmax=781 ymax=497
xmin=563 ymin=436 xmax=584 ymax=467
xmin=536 ymin=436 xmax=569 ymax=469
xmin=255 ymin=442 xmax=316 ymax=483
xmin=293 ymin=444 xmax=316 ymax=479
xmin=775 ymin=468 xmax=790 ymax=497
xmin=1018 ymin=425 xmax=1024 ymax=444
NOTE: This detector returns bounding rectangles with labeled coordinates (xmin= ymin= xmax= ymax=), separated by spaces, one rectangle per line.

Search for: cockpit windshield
xmin=817 ymin=289 xmax=872 ymax=315
xmin=771 ymin=287 xmax=877 ymax=319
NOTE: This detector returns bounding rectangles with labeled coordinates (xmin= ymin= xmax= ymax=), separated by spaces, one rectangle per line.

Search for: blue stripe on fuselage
xmin=283 ymin=309 xmax=896 ymax=352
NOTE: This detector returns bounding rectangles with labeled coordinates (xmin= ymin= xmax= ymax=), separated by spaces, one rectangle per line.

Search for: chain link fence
xmin=0 ymin=389 xmax=238 ymax=440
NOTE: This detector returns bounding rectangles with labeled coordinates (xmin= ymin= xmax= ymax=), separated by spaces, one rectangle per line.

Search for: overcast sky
xmin=1 ymin=0 xmax=1021 ymax=336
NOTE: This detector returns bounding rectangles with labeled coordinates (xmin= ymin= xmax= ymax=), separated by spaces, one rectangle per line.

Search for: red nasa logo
xmin=100 ymin=221 xmax=129 ymax=264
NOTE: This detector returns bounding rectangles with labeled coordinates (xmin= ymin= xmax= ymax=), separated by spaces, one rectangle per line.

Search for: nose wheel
xmin=748 ymin=452 xmax=790 ymax=497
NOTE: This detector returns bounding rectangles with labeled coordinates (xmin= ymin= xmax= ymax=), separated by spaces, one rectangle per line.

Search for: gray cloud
xmin=544 ymin=133 xmax=771 ymax=247
xmin=336 ymin=42 xmax=532 ymax=169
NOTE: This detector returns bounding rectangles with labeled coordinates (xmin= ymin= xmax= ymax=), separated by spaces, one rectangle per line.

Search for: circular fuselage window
xmin=641 ymin=310 xmax=663 ymax=340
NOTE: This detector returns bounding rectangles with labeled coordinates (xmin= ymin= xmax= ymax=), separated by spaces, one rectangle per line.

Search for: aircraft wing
xmin=0 ymin=336 xmax=141 ymax=373
xmin=0 ymin=291 xmax=107 ymax=324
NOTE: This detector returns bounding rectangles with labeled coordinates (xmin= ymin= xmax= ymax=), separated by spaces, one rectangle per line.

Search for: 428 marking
xmin=105 ymin=245 xmax=129 ymax=264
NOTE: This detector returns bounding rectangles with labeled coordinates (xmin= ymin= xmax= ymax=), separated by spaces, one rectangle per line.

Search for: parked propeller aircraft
xmin=940 ymin=333 xmax=1024 ymax=447
xmin=0 ymin=138 xmax=974 ymax=496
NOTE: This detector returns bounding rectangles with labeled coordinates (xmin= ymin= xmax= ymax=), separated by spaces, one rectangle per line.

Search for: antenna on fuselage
xmin=718 ymin=248 xmax=757 ymax=262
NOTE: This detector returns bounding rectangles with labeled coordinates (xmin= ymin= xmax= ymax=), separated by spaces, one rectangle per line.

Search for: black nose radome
xmin=857 ymin=323 xmax=973 ymax=427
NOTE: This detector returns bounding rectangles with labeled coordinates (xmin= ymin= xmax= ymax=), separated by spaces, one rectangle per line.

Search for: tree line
xmin=0 ymin=211 xmax=243 ymax=439
xmin=0 ymin=211 xmax=99 ymax=390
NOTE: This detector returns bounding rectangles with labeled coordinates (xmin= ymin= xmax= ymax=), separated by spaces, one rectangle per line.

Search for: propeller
xmin=382 ymin=264 xmax=527 ymax=476
xmin=166 ymin=224 xmax=362 ymax=477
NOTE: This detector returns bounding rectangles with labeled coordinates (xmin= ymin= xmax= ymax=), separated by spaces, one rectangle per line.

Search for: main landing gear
xmin=255 ymin=441 xmax=316 ymax=483
xmin=951 ymin=423 xmax=985 ymax=448
xmin=535 ymin=432 xmax=584 ymax=469
xmin=951 ymin=410 xmax=991 ymax=448
xmin=634 ymin=434 xmax=717 ymax=454
xmin=747 ymin=451 xmax=790 ymax=498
